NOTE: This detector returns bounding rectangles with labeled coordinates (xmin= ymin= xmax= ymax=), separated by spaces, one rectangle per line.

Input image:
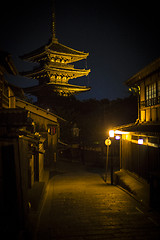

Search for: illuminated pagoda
xmin=20 ymin=8 xmax=91 ymax=99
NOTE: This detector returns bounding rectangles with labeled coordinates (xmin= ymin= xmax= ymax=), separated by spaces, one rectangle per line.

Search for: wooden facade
xmin=112 ymin=58 xmax=160 ymax=208
xmin=126 ymin=58 xmax=160 ymax=123
xmin=113 ymin=58 xmax=160 ymax=177
xmin=0 ymin=51 xmax=65 ymax=235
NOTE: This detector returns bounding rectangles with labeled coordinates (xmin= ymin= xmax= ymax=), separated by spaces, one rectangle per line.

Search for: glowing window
xmin=145 ymin=82 xmax=157 ymax=106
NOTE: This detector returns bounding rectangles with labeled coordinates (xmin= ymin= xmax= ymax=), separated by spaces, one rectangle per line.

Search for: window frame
xmin=145 ymin=81 xmax=159 ymax=106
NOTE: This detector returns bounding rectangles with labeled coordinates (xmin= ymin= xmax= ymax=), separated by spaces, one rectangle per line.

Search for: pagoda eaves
xmin=20 ymin=4 xmax=91 ymax=98
xmin=20 ymin=40 xmax=89 ymax=64
xmin=21 ymin=63 xmax=90 ymax=83
xmin=24 ymin=82 xmax=91 ymax=97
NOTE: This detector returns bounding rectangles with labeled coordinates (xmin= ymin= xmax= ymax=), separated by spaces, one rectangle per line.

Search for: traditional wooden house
xmin=112 ymin=58 xmax=160 ymax=207
xmin=0 ymin=4 xmax=90 ymax=235
xmin=0 ymin=50 xmax=65 ymax=237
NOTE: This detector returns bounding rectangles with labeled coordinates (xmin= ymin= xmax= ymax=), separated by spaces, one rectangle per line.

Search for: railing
xmin=141 ymin=96 xmax=160 ymax=108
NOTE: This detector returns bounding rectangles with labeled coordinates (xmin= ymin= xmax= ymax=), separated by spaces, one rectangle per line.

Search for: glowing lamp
xmin=115 ymin=136 xmax=120 ymax=140
xmin=115 ymin=130 xmax=129 ymax=135
xmin=105 ymin=138 xmax=111 ymax=146
xmin=109 ymin=130 xmax=114 ymax=138
xmin=138 ymin=139 xmax=143 ymax=145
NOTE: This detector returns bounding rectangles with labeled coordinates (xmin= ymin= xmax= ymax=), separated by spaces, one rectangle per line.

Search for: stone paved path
xmin=34 ymin=160 xmax=160 ymax=240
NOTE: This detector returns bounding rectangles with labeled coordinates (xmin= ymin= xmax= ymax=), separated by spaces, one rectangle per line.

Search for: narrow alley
xmin=34 ymin=160 xmax=160 ymax=240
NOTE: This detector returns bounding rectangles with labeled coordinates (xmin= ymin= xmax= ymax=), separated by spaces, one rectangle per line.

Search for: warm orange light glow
xmin=109 ymin=130 xmax=114 ymax=138
xmin=115 ymin=130 xmax=130 ymax=135
xmin=105 ymin=138 xmax=111 ymax=146
xmin=126 ymin=134 xmax=131 ymax=141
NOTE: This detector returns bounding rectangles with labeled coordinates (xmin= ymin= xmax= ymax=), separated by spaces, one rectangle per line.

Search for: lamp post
xmin=104 ymin=130 xmax=115 ymax=185
xmin=104 ymin=137 xmax=111 ymax=182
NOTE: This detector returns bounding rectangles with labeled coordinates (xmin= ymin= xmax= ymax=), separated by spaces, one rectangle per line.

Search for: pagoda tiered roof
xmin=19 ymin=5 xmax=91 ymax=97
xmin=24 ymin=82 xmax=90 ymax=96
xmin=20 ymin=39 xmax=89 ymax=64
xmin=20 ymin=38 xmax=91 ymax=96
xmin=21 ymin=62 xmax=90 ymax=82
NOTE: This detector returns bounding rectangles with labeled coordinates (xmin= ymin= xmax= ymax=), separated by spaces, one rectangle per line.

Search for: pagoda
xmin=20 ymin=8 xmax=91 ymax=99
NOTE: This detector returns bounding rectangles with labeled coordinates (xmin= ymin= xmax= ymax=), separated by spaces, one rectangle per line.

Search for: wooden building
xmin=113 ymin=58 xmax=160 ymax=207
xmin=0 ymin=51 xmax=65 ymax=236
xmin=126 ymin=58 xmax=160 ymax=122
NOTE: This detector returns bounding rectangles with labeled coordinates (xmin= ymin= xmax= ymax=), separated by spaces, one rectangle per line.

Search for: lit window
xmin=153 ymin=82 xmax=156 ymax=98
xmin=145 ymin=82 xmax=157 ymax=106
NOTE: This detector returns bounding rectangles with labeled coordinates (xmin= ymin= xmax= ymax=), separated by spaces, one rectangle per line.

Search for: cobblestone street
xmin=34 ymin=160 xmax=160 ymax=240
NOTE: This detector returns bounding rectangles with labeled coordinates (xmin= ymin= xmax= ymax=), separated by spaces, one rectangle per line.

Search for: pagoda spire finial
xmin=51 ymin=0 xmax=58 ymax=42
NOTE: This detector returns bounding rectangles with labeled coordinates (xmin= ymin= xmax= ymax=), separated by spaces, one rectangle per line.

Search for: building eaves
xmin=125 ymin=58 xmax=160 ymax=87
xmin=47 ymin=82 xmax=91 ymax=91
xmin=16 ymin=98 xmax=66 ymax=122
xmin=20 ymin=46 xmax=46 ymax=61
xmin=23 ymin=82 xmax=90 ymax=95
xmin=20 ymin=64 xmax=90 ymax=77
xmin=114 ymin=121 xmax=160 ymax=136
xmin=0 ymin=50 xmax=18 ymax=75
xmin=20 ymin=40 xmax=89 ymax=62
xmin=47 ymin=41 xmax=89 ymax=57
xmin=20 ymin=66 xmax=90 ymax=82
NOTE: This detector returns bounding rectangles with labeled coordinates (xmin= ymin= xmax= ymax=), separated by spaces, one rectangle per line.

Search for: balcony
xmin=141 ymin=96 xmax=160 ymax=108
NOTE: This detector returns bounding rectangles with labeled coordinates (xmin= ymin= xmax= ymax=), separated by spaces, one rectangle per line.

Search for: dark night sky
xmin=0 ymin=0 xmax=160 ymax=100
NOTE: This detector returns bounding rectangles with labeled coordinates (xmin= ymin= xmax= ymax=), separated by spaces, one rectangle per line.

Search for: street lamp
xmin=115 ymin=135 xmax=120 ymax=140
xmin=109 ymin=130 xmax=114 ymax=138
xmin=104 ymin=137 xmax=111 ymax=183
xmin=108 ymin=130 xmax=115 ymax=185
